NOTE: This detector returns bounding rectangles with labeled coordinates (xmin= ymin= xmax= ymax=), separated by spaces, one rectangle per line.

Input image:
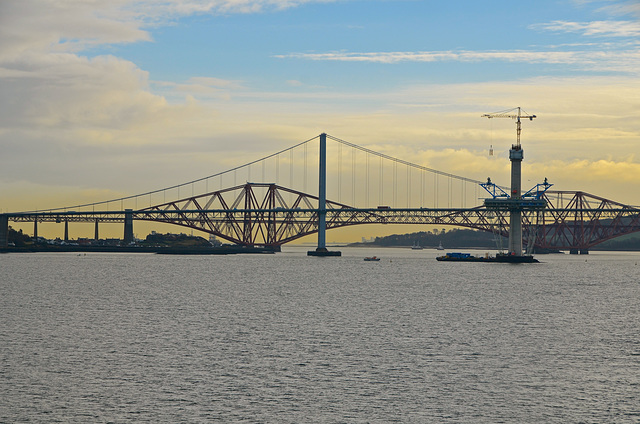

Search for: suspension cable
xmin=25 ymin=135 xmax=320 ymax=213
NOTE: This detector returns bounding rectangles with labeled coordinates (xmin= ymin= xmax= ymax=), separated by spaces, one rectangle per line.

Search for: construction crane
xmin=481 ymin=107 xmax=536 ymax=148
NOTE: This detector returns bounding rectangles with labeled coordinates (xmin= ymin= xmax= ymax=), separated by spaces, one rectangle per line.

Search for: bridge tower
xmin=308 ymin=133 xmax=341 ymax=256
xmin=124 ymin=209 xmax=134 ymax=245
xmin=508 ymin=144 xmax=524 ymax=255
xmin=482 ymin=107 xmax=539 ymax=258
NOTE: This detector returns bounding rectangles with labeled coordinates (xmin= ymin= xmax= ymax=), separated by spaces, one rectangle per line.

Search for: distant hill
xmin=351 ymin=228 xmax=640 ymax=251
xmin=352 ymin=228 xmax=505 ymax=249
xmin=142 ymin=232 xmax=211 ymax=248
xmin=593 ymin=233 xmax=640 ymax=251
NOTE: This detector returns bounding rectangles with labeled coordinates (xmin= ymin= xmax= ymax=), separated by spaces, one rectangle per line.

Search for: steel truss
xmin=6 ymin=184 xmax=640 ymax=250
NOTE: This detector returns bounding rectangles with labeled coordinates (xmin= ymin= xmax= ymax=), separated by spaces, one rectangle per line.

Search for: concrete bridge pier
xmin=64 ymin=220 xmax=69 ymax=242
xmin=508 ymin=145 xmax=523 ymax=255
xmin=569 ymin=249 xmax=589 ymax=254
xmin=0 ymin=215 xmax=8 ymax=248
xmin=94 ymin=219 xmax=99 ymax=241
xmin=34 ymin=220 xmax=38 ymax=242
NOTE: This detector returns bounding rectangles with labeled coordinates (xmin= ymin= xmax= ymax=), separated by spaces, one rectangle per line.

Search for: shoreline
xmin=0 ymin=245 xmax=278 ymax=255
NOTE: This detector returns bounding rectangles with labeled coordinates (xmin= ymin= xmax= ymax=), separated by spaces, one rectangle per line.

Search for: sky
xmin=1 ymin=0 xmax=640 ymax=241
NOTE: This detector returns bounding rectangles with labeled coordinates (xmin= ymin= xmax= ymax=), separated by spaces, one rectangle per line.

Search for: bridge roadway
xmin=4 ymin=201 xmax=640 ymax=252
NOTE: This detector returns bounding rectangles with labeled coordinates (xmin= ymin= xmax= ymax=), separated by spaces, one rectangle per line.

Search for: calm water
xmin=1 ymin=247 xmax=639 ymax=423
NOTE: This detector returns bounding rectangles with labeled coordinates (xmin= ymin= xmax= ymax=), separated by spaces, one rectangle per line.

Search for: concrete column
xmin=508 ymin=146 xmax=523 ymax=255
xmin=94 ymin=219 xmax=99 ymax=241
xmin=34 ymin=220 xmax=38 ymax=242
xmin=123 ymin=209 xmax=134 ymax=244
xmin=64 ymin=220 xmax=69 ymax=242
xmin=0 ymin=215 xmax=8 ymax=248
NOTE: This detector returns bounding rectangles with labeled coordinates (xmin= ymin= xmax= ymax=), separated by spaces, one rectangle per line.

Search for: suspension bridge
xmin=2 ymin=132 xmax=640 ymax=254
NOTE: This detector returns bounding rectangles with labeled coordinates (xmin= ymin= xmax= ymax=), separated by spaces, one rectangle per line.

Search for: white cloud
xmin=598 ymin=1 xmax=640 ymax=19
xmin=531 ymin=20 xmax=640 ymax=37
xmin=115 ymin=0 xmax=339 ymax=21
xmin=276 ymin=50 xmax=584 ymax=64
xmin=275 ymin=48 xmax=640 ymax=74
xmin=0 ymin=1 xmax=151 ymax=61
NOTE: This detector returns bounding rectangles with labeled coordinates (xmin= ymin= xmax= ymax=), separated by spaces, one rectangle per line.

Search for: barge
xmin=436 ymin=252 xmax=539 ymax=263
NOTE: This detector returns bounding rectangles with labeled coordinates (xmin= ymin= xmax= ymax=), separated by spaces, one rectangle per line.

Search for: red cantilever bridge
xmin=2 ymin=134 xmax=640 ymax=253
xmin=3 ymin=183 xmax=640 ymax=253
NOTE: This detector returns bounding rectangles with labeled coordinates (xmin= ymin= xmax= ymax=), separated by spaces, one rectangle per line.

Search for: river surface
xmin=1 ymin=247 xmax=639 ymax=423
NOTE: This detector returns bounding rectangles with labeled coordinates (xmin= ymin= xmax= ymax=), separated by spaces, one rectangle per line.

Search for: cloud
xmin=114 ymin=0 xmax=339 ymax=21
xmin=0 ymin=1 xmax=151 ymax=61
xmin=275 ymin=48 xmax=640 ymax=74
xmin=531 ymin=20 xmax=640 ymax=37
xmin=598 ymin=1 xmax=640 ymax=19
xmin=276 ymin=50 xmax=596 ymax=64
xmin=163 ymin=77 xmax=245 ymax=100
xmin=0 ymin=53 xmax=165 ymax=130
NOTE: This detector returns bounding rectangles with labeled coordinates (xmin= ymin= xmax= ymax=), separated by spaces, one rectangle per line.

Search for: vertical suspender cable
xmin=393 ymin=160 xmax=397 ymax=208
xmin=407 ymin=165 xmax=410 ymax=208
xmin=366 ymin=153 xmax=370 ymax=207
xmin=352 ymin=147 xmax=356 ymax=206
xmin=379 ymin=156 xmax=383 ymax=206
xmin=421 ymin=169 xmax=424 ymax=207
xmin=338 ymin=142 xmax=342 ymax=202
xmin=289 ymin=149 xmax=293 ymax=204
xmin=304 ymin=143 xmax=308 ymax=193
xmin=435 ymin=174 xmax=438 ymax=208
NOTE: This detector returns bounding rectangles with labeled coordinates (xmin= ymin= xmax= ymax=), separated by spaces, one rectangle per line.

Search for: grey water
xmin=1 ymin=247 xmax=639 ymax=423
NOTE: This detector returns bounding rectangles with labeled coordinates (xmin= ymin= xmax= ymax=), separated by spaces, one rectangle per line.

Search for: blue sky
xmin=1 ymin=0 xmax=640 ymax=238
xmin=105 ymin=1 xmax=633 ymax=85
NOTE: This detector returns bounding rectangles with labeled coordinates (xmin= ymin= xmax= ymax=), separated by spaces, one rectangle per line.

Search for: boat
xmin=364 ymin=256 xmax=380 ymax=261
xmin=411 ymin=242 xmax=423 ymax=250
xmin=436 ymin=252 xmax=539 ymax=263
xmin=436 ymin=241 xmax=444 ymax=250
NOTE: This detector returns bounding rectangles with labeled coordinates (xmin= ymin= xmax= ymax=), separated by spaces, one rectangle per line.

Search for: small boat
xmin=436 ymin=242 xmax=445 ymax=250
xmin=411 ymin=242 xmax=423 ymax=250
xmin=364 ymin=256 xmax=380 ymax=261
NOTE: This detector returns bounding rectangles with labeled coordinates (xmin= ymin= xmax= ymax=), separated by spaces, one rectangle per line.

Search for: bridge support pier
xmin=64 ymin=220 xmax=69 ymax=243
xmin=94 ymin=219 xmax=99 ymax=241
xmin=308 ymin=133 xmax=341 ymax=257
xmin=34 ymin=220 xmax=38 ymax=242
xmin=124 ymin=209 xmax=134 ymax=245
xmin=569 ymin=249 xmax=589 ymax=255
xmin=0 ymin=215 xmax=8 ymax=248
xmin=508 ymin=145 xmax=523 ymax=256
